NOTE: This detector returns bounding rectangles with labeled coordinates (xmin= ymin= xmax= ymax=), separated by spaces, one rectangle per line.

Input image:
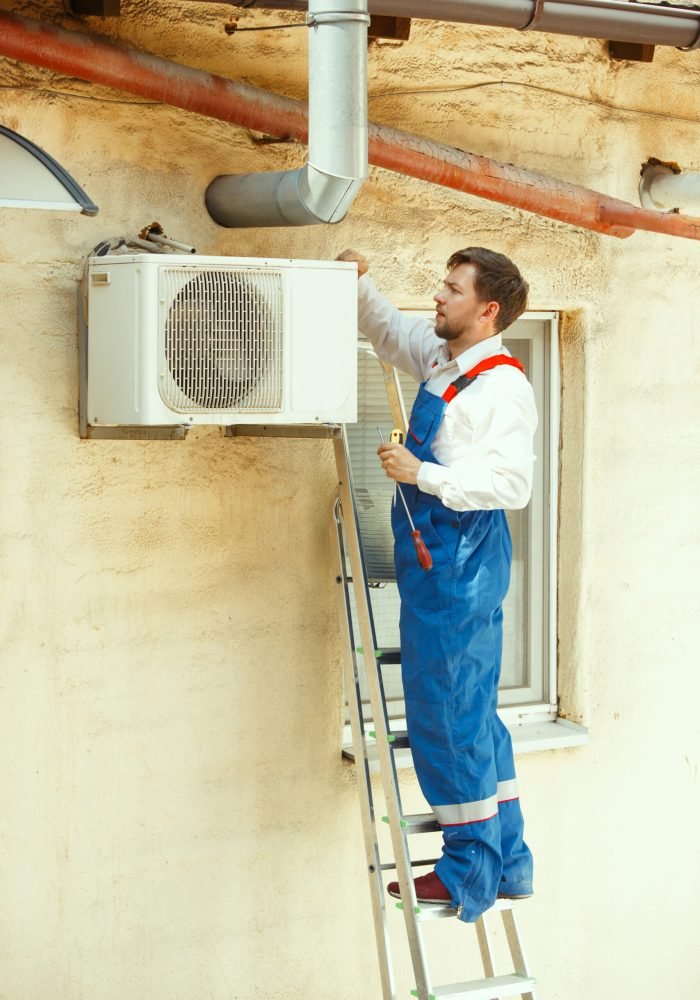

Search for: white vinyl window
xmin=344 ymin=311 xmax=578 ymax=750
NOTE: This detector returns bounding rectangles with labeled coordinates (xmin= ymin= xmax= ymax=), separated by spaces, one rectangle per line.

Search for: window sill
xmin=342 ymin=718 xmax=588 ymax=770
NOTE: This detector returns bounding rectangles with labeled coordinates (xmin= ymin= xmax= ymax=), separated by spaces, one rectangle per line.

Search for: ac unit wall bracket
xmin=224 ymin=424 xmax=340 ymax=440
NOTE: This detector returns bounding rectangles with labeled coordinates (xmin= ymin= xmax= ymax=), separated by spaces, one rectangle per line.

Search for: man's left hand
xmin=377 ymin=443 xmax=421 ymax=484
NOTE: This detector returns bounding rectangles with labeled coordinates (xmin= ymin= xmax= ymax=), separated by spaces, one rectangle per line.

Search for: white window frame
xmin=343 ymin=310 xmax=588 ymax=755
xmin=501 ymin=311 xmax=559 ymax=726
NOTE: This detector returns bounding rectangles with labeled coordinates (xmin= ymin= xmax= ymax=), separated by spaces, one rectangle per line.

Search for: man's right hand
xmin=336 ymin=248 xmax=368 ymax=278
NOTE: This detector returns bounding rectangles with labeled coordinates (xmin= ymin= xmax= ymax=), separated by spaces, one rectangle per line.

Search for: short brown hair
xmin=447 ymin=247 xmax=529 ymax=333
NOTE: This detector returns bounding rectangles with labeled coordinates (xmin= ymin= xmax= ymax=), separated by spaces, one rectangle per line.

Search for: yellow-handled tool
xmin=378 ymin=427 xmax=433 ymax=572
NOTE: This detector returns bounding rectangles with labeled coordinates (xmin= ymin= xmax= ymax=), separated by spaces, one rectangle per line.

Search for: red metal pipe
xmin=366 ymin=129 xmax=636 ymax=238
xmin=0 ymin=11 xmax=310 ymax=140
xmin=598 ymin=200 xmax=700 ymax=240
xmin=2 ymin=10 xmax=699 ymax=242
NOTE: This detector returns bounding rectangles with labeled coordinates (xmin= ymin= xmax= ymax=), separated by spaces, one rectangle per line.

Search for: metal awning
xmin=0 ymin=125 xmax=98 ymax=215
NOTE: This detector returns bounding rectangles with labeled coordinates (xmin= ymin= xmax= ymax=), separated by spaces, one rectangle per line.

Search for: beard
xmin=434 ymin=315 xmax=461 ymax=341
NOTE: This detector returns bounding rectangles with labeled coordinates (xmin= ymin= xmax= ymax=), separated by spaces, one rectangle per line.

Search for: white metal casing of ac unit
xmin=84 ymin=254 xmax=358 ymax=427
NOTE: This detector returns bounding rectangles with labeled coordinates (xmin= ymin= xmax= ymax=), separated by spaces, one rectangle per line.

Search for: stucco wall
xmin=1 ymin=3 xmax=699 ymax=999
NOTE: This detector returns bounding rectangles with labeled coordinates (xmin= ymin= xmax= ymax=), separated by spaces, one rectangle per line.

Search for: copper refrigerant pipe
xmin=2 ymin=10 xmax=700 ymax=242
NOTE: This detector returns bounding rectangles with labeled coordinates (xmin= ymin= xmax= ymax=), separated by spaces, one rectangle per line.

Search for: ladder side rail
xmin=380 ymin=360 xmax=408 ymax=435
xmin=334 ymin=429 xmax=435 ymax=1000
xmin=474 ymin=915 xmax=497 ymax=982
xmin=363 ymin=588 xmax=395 ymax=772
xmin=357 ymin=348 xmax=406 ymax=436
xmin=331 ymin=494 xmax=384 ymax=803
xmin=329 ymin=491 xmax=398 ymax=1000
xmin=341 ymin=420 xmax=407 ymax=820
xmin=500 ymin=907 xmax=536 ymax=1000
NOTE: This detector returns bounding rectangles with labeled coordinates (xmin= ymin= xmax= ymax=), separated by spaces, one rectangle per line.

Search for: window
xmin=343 ymin=311 xmax=586 ymax=752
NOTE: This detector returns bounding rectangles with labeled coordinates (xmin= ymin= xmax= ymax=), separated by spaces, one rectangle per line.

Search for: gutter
xmin=1 ymin=11 xmax=699 ymax=241
xmin=232 ymin=0 xmax=700 ymax=49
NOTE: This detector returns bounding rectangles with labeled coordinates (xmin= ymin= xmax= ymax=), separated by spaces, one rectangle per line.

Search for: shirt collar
xmin=435 ymin=333 xmax=504 ymax=375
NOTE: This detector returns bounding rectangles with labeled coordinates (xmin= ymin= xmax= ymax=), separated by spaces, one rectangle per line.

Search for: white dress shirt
xmin=357 ymin=276 xmax=538 ymax=513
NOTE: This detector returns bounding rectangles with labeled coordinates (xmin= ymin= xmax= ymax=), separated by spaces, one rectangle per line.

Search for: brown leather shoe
xmin=387 ymin=870 xmax=452 ymax=904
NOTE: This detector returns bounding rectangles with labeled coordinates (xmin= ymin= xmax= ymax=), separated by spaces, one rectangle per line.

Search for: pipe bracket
xmin=307 ymin=11 xmax=371 ymax=26
xmin=519 ymin=0 xmax=545 ymax=32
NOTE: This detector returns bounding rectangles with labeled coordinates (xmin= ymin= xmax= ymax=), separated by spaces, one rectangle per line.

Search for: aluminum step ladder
xmin=330 ymin=427 xmax=537 ymax=1000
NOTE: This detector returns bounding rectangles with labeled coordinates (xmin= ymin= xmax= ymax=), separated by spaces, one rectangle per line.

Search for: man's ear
xmin=480 ymin=300 xmax=500 ymax=325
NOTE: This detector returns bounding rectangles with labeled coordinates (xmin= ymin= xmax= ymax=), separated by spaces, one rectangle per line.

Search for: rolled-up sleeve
xmin=416 ymin=374 xmax=538 ymax=512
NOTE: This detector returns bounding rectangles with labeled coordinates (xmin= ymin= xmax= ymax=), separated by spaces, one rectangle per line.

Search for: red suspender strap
xmin=441 ymin=355 xmax=526 ymax=403
xmin=465 ymin=355 xmax=525 ymax=379
xmin=441 ymin=383 xmax=461 ymax=403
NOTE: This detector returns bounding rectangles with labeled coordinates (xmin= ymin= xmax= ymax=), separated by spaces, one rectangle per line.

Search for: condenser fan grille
xmin=159 ymin=267 xmax=284 ymax=412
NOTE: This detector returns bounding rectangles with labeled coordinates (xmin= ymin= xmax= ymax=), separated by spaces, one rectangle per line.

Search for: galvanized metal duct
xmin=206 ymin=0 xmax=370 ymax=227
xmin=231 ymin=0 xmax=700 ymax=49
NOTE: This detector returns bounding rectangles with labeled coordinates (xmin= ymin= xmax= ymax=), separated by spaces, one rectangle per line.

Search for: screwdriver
xmin=377 ymin=428 xmax=433 ymax=572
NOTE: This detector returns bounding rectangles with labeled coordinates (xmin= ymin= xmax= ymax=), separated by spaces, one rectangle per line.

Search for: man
xmin=337 ymin=247 xmax=537 ymax=922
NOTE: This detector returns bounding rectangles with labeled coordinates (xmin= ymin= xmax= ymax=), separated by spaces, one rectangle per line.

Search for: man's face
xmin=433 ymin=262 xmax=493 ymax=342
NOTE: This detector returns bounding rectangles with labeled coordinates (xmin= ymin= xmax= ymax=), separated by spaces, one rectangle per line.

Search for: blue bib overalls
xmin=391 ymin=365 xmax=534 ymax=921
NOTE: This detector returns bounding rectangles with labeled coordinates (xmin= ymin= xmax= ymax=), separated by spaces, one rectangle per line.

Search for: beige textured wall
xmin=1 ymin=3 xmax=699 ymax=998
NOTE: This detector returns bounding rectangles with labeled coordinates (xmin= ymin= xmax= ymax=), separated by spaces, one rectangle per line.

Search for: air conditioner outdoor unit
xmin=82 ymin=254 xmax=357 ymax=428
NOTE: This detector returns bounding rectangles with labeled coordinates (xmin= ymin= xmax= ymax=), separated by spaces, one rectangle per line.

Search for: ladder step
xmin=413 ymin=903 xmax=457 ymax=921
xmin=387 ymin=730 xmax=410 ymax=748
xmin=353 ymin=647 xmax=401 ymax=663
xmin=411 ymin=897 xmax=519 ymax=922
xmin=369 ymin=730 xmax=410 ymax=749
xmin=382 ymin=812 xmax=440 ymax=833
xmin=376 ymin=647 xmax=401 ymax=664
xmin=413 ymin=974 xmax=536 ymax=999
xmin=379 ymin=857 xmax=440 ymax=872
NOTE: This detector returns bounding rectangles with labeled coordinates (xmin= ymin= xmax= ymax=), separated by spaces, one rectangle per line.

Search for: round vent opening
xmin=162 ymin=268 xmax=283 ymax=412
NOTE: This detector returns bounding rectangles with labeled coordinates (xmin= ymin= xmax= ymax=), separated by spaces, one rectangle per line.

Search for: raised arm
xmin=336 ymin=248 xmax=439 ymax=382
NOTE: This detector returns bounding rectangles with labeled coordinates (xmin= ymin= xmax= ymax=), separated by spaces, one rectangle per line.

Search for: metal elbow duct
xmin=205 ymin=0 xmax=370 ymax=227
